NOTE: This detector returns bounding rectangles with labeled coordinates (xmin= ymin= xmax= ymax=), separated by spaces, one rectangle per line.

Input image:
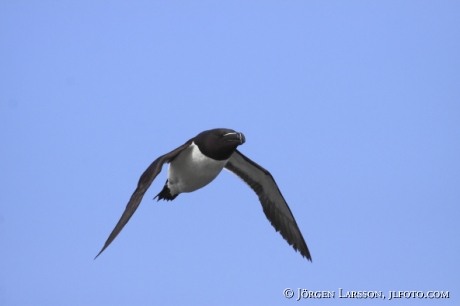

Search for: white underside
xmin=167 ymin=142 xmax=228 ymax=195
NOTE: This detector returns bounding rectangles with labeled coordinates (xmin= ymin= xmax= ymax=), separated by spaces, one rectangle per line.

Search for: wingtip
xmin=295 ymin=244 xmax=312 ymax=262
xmin=299 ymin=253 xmax=312 ymax=262
xmin=303 ymin=250 xmax=313 ymax=262
xmin=94 ymin=247 xmax=106 ymax=260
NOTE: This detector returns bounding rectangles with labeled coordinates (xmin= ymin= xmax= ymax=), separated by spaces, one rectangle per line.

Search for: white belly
xmin=167 ymin=142 xmax=228 ymax=195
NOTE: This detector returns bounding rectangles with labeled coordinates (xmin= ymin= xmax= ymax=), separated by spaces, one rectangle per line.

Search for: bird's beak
xmin=223 ymin=132 xmax=246 ymax=145
xmin=238 ymin=132 xmax=246 ymax=145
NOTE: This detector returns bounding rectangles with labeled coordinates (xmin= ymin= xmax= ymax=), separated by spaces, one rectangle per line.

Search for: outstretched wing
xmin=95 ymin=139 xmax=193 ymax=259
xmin=224 ymin=150 xmax=312 ymax=261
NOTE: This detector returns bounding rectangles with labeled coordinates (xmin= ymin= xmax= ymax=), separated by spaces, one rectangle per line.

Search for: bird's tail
xmin=154 ymin=180 xmax=178 ymax=201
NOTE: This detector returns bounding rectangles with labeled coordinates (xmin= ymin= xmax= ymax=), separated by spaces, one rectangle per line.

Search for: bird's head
xmin=194 ymin=128 xmax=245 ymax=160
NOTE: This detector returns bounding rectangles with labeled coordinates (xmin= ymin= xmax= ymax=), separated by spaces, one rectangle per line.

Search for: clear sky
xmin=1 ymin=1 xmax=459 ymax=305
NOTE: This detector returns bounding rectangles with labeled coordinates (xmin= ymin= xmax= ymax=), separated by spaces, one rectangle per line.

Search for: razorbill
xmin=95 ymin=128 xmax=312 ymax=261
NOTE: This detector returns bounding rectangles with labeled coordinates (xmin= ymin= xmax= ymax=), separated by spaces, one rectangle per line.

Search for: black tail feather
xmin=154 ymin=180 xmax=178 ymax=201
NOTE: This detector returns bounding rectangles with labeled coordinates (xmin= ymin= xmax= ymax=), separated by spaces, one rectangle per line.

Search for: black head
xmin=194 ymin=128 xmax=245 ymax=160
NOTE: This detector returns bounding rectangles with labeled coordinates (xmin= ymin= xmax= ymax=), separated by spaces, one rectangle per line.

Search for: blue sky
xmin=1 ymin=1 xmax=459 ymax=305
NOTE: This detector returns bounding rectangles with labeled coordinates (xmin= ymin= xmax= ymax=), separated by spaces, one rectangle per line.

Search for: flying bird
xmin=95 ymin=128 xmax=312 ymax=261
